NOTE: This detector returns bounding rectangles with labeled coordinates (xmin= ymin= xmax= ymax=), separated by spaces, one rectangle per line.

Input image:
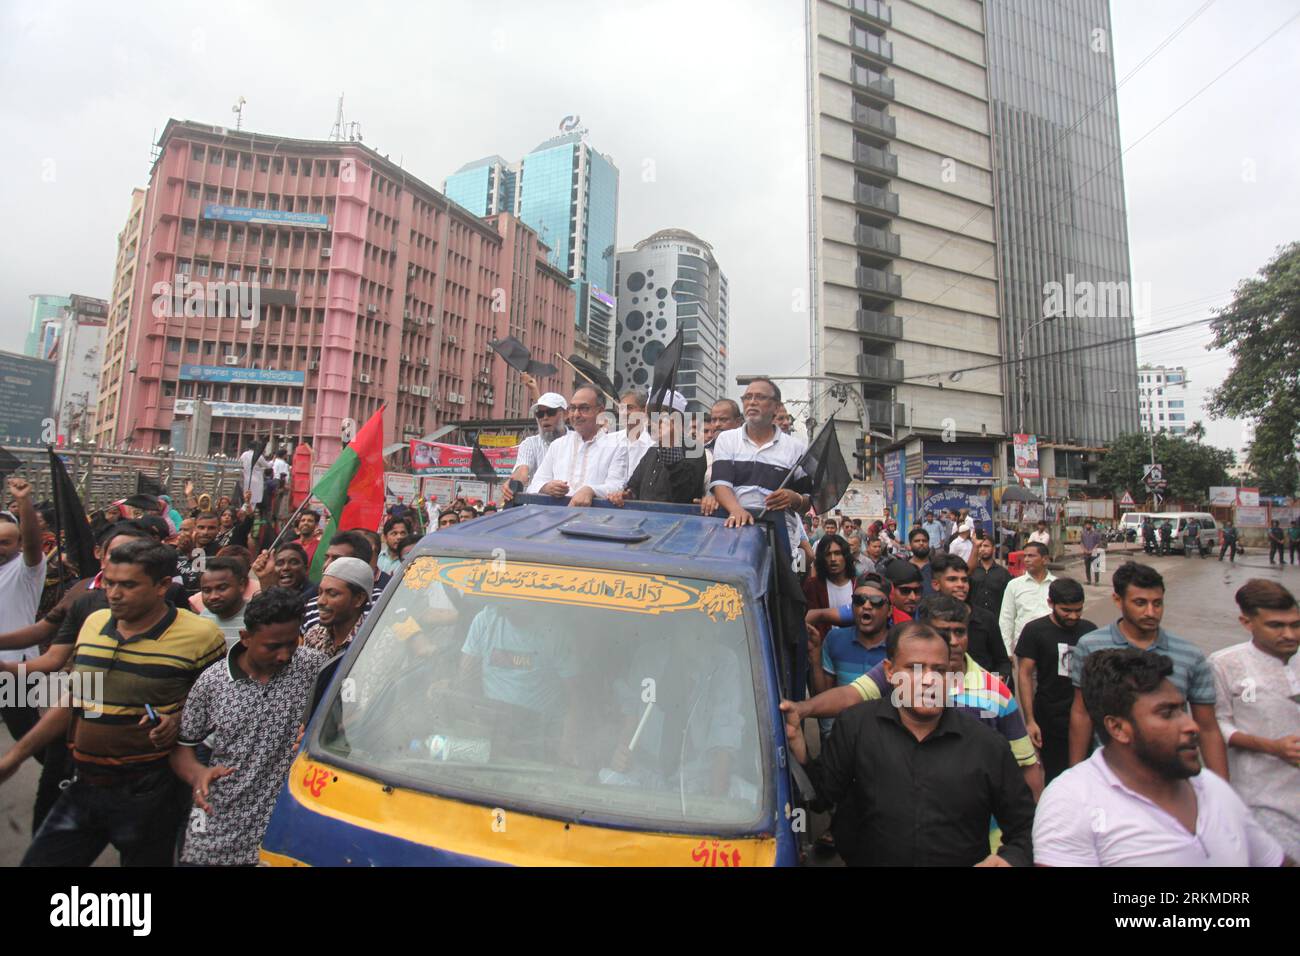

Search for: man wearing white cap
xmin=503 ymin=392 xmax=568 ymax=504
xmin=526 ymin=385 xmax=629 ymax=507
xmin=302 ymin=556 xmax=372 ymax=656
xmin=611 ymin=391 xmax=705 ymax=506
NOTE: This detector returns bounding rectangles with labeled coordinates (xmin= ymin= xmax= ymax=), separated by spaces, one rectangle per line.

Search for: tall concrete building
xmin=96 ymin=188 xmax=147 ymax=446
xmin=1138 ymin=364 xmax=1188 ymax=436
xmin=96 ymin=120 xmax=573 ymax=463
xmin=614 ymin=229 xmax=729 ymax=412
xmin=40 ymin=294 xmax=108 ymax=442
xmin=809 ymin=0 xmax=1004 ymax=529
xmin=986 ymin=0 xmax=1140 ymax=448
xmin=446 ymin=127 xmax=620 ymax=375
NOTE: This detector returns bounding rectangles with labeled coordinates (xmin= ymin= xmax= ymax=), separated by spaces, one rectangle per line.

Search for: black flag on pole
xmin=136 ymin=473 xmax=167 ymax=498
xmin=566 ymin=354 xmax=619 ymax=403
xmin=469 ymin=439 xmax=497 ymax=484
xmin=489 ymin=336 xmax=558 ymax=379
xmin=648 ymin=330 xmax=684 ymax=412
xmin=48 ymin=448 xmax=99 ymax=579
xmin=800 ymin=418 xmax=852 ymax=516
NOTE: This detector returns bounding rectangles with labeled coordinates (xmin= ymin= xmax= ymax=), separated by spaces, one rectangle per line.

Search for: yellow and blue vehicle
xmin=260 ymin=497 xmax=809 ymax=866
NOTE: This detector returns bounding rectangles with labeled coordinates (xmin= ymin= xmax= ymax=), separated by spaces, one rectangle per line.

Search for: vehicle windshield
xmin=315 ymin=554 xmax=766 ymax=831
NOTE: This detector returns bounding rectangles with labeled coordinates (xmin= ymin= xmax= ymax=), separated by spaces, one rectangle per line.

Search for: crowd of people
xmin=0 ymin=370 xmax=1294 ymax=868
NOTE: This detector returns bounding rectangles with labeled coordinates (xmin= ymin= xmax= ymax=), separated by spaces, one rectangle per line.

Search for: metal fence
xmin=3 ymin=445 xmax=242 ymax=513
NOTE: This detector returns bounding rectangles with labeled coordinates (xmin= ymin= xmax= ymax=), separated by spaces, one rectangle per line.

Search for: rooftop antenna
xmin=329 ymin=94 xmax=363 ymax=143
xmin=232 ymin=96 xmax=247 ymax=130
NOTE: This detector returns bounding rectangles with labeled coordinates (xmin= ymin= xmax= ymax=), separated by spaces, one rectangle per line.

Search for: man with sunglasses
xmin=808 ymin=578 xmax=892 ymax=697
xmin=503 ymin=392 xmax=568 ymax=504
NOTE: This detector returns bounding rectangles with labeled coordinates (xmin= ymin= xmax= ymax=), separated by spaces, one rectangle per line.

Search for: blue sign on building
xmin=203 ymin=204 xmax=329 ymax=230
xmin=923 ymin=454 xmax=994 ymax=481
xmin=179 ymin=364 xmax=306 ymax=386
xmin=920 ymin=486 xmax=994 ymax=536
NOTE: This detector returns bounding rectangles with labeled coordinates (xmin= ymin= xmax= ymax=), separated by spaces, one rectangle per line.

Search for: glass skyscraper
xmin=985 ymin=0 xmax=1140 ymax=445
xmin=445 ymin=133 xmax=620 ymax=371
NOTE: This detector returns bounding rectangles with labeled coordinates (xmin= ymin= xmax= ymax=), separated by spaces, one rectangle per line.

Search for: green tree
xmin=1096 ymin=432 xmax=1234 ymax=504
xmin=1206 ymin=241 xmax=1300 ymax=496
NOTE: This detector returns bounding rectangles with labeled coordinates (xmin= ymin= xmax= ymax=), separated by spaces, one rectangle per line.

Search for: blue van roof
xmin=409 ymin=500 xmax=775 ymax=597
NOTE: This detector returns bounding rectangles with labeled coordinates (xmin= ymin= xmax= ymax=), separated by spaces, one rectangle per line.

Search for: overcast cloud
xmin=1 ymin=0 xmax=1295 ymax=459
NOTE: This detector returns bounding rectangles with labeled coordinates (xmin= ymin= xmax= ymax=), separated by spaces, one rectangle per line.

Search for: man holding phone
xmin=0 ymin=539 xmax=225 ymax=866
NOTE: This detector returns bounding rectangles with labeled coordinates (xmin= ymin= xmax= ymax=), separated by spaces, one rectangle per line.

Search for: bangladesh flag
xmin=308 ymin=406 xmax=386 ymax=582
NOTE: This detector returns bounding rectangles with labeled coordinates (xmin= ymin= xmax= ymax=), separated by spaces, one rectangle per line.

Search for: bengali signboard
xmin=409 ymin=439 xmax=517 ymax=477
xmin=1236 ymin=487 xmax=1260 ymax=507
xmin=1208 ymin=487 xmax=1237 ymax=507
xmin=1013 ymin=434 xmax=1039 ymax=481
xmin=1235 ymin=506 xmax=1268 ymax=528
xmin=420 ymin=477 xmax=457 ymax=507
xmin=173 ymin=399 xmax=302 ymax=421
xmin=456 ymin=480 xmax=490 ymax=503
xmin=180 ymin=364 xmax=305 ymax=386
xmin=920 ymin=486 xmax=993 ymax=535
xmin=922 ymin=454 xmax=994 ymax=481
xmin=476 ymin=434 xmax=519 ymax=448
xmin=0 ymin=351 xmax=56 ymax=443
xmin=203 ymin=204 xmax=329 ymax=230
xmin=384 ymin=472 xmax=418 ymax=507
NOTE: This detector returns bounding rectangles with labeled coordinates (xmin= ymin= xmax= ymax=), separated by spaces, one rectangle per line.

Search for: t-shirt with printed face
xmin=1014 ymin=614 xmax=1096 ymax=731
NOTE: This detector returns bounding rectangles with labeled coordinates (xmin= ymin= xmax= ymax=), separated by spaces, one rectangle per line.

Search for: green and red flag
xmin=308 ymin=406 xmax=386 ymax=582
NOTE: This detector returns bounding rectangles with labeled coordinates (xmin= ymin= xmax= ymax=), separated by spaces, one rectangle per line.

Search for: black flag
xmin=0 ymin=447 xmax=21 ymax=482
xmin=648 ymin=330 xmax=684 ymax=412
xmin=47 ymin=448 xmax=99 ymax=580
xmin=136 ymin=473 xmax=167 ymax=497
xmin=566 ymin=354 xmax=619 ymax=403
xmin=469 ymin=439 xmax=497 ymax=483
xmin=489 ymin=336 xmax=558 ymax=379
xmin=799 ymin=418 xmax=852 ymax=516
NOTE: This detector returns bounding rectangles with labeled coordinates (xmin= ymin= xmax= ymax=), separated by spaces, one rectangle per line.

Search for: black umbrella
xmin=997 ymin=485 xmax=1039 ymax=504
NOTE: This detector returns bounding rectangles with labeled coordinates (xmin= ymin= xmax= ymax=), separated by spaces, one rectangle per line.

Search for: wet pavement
xmin=2 ymin=547 xmax=1295 ymax=866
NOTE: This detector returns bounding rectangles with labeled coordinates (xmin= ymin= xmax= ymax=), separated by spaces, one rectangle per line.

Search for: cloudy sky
xmin=1 ymin=0 xmax=1296 ymax=457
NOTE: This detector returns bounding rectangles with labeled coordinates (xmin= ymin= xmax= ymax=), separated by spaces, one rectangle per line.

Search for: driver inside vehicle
xmin=601 ymin=634 xmax=758 ymax=806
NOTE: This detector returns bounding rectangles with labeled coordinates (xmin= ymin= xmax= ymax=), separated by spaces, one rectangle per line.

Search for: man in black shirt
xmin=177 ymin=512 xmax=221 ymax=597
xmin=1014 ymin=577 xmax=1096 ymax=783
xmin=967 ymin=536 xmax=1012 ymax=617
xmin=931 ymin=551 xmax=1012 ymax=684
xmin=781 ymin=620 xmax=1035 ymax=866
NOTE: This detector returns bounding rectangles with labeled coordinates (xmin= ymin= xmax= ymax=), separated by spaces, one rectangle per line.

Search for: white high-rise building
xmin=1138 ymin=365 xmax=1189 ymax=436
xmin=614 ymin=229 xmax=728 ymax=412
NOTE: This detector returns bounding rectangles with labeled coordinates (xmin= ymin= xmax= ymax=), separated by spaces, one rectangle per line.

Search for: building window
xmin=187 ymin=183 xmax=200 ymax=199
xmin=181 ymin=220 xmax=196 ymax=236
xmin=203 ymin=341 xmax=216 ymax=356
xmin=163 ymin=381 xmax=176 ymax=397
xmin=180 ymin=381 xmax=194 ymax=398
xmin=191 ymin=145 xmax=205 ymax=161
xmin=185 ymin=339 xmax=199 ymax=353
xmin=167 ymin=337 xmax=181 ymax=353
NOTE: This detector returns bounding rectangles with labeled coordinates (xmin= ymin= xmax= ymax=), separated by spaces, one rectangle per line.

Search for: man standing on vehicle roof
xmin=708 ymin=377 xmax=811 ymax=552
xmin=527 ymin=385 xmax=629 ymax=507
xmin=503 ymin=392 xmax=569 ymax=505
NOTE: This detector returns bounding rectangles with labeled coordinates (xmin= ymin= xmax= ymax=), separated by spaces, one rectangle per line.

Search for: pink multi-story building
xmin=97 ymin=119 xmax=573 ymax=465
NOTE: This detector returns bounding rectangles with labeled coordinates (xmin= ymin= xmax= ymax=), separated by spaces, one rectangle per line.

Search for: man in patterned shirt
xmin=173 ymin=587 xmax=327 ymax=866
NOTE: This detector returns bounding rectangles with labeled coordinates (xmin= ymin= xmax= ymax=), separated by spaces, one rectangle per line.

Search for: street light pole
xmin=1017 ymin=315 xmax=1055 ymax=436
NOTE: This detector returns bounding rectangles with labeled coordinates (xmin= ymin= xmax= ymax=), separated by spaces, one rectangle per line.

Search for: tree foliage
xmin=1096 ymin=432 xmax=1234 ymax=504
xmin=1206 ymin=241 xmax=1300 ymax=495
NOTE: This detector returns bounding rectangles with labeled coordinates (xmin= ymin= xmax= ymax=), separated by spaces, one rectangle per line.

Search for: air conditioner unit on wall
xmin=321 ymin=248 xmax=332 ymax=259
xmin=397 ymin=384 xmax=409 ymax=393
xmin=359 ymin=374 xmax=372 ymax=384
xmin=447 ymin=335 xmax=457 ymax=346
xmin=307 ymin=361 xmax=319 ymax=370
xmin=420 ymin=358 xmax=429 ymax=367
xmin=224 ymin=356 xmax=239 ymax=366
xmin=260 ymin=257 xmax=272 ymax=267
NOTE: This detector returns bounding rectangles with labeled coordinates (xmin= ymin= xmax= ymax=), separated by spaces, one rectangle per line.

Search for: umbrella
xmin=995 ymin=485 xmax=1039 ymax=505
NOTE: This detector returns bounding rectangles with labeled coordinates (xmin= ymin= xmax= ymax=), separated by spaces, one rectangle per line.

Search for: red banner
xmin=409 ymin=439 xmax=518 ymax=477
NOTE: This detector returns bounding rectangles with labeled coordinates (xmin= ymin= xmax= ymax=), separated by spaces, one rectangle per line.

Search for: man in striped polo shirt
xmin=1067 ymin=561 xmax=1228 ymax=777
xmin=0 ymin=539 xmax=224 ymax=866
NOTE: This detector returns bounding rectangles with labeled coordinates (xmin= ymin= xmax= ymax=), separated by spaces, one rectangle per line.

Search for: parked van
xmin=1144 ymin=512 xmax=1218 ymax=554
xmin=1119 ymin=512 xmax=1148 ymax=538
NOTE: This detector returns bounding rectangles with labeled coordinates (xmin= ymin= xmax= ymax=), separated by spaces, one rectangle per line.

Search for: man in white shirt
xmin=708 ymin=377 xmax=811 ymax=551
xmin=1000 ymin=541 xmax=1055 ymax=656
xmin=1029 ymin=521 xmax=1051 ymax=548
xmin=1210 ymin=579 xmax=1300 ymax=859
xmin=608 ymin=388 xmax=654 ymax=478
xmin=949 ymin=524 xmax=974 ymax=564
xmin=271 ymin=449 xmax=291 ymax=519
xmin=527 ymin=385 xmax=629 ymax=506
xmin=503 ymin=392 xmax=567 ymax=504
xmin=1034 ymin=647 xmax=1287 ymax=867
xmin=239 ymin=440 xmax=272 ymax=514
xmin=0 ymin=478 xmax=49 ymax=742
